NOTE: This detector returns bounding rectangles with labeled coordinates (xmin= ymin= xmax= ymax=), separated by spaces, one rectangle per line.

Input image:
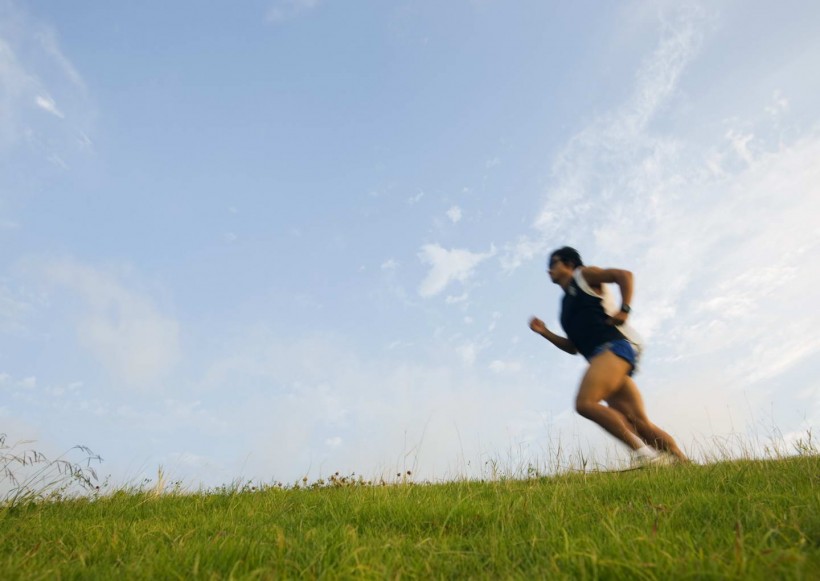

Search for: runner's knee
xmin=607 ymin=400 xmax=636 ymax=424
xmin=575 ymin=398 xmax=597 ymax=418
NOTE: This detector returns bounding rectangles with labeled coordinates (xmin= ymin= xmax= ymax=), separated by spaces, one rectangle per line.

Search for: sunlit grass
xmin=1 ymin=433 xmax=818 ymax=579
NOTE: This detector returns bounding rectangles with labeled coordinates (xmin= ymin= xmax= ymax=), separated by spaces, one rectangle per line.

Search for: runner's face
xmin=547 ymin=256 xmax=569 ymax=282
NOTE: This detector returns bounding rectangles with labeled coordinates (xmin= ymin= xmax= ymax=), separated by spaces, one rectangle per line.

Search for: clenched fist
xmin=529 ymin=317 xmax=547 ymax=335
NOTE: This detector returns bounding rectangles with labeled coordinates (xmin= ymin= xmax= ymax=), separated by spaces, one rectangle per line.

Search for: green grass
xmin=1 ymin=456 xmax=818 ymax=579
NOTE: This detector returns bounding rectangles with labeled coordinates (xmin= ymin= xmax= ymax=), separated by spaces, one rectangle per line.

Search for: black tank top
xmin=560 ymin=275 xmax=625 ymax=359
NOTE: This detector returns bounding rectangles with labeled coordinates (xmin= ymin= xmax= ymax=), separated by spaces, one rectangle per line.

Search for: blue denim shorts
xmin=588 ymin=339 xmax=639 ymax=376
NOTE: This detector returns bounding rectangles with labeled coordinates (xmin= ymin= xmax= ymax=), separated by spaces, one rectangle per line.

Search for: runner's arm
xmin=529 ymin=317 xmax=578 ymax=355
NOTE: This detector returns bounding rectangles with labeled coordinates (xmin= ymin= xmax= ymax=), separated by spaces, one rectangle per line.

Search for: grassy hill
xmin=1 ymin=455 xmax=818 ymax=579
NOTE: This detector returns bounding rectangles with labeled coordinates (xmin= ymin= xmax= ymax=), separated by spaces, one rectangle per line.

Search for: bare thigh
xmin=576 ymin=350 xmax=633 ymax=406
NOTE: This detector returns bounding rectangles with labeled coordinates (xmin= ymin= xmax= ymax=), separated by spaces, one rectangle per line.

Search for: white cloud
xmin=417 ymin=243 xmax=495 ymax=298
xmin=0 ymin=372 xmax=38 ymax=390
xmin=34 ymin=94 xmax=64 ymax=118
xmin=445 ymin=293 xmax=469 ymax=304
xmin=46 ymin=153 xmax=68 ymax=169
xmin=267 ymin=0 xmax=320 ymax=23
xmin=488 ymin=360 xmax=521 ymax=373
xmin=112 ymin=399 xmax=223 ymax=433
xmin=407 ymin=190 xmax=425 ymax=205
xmin=457 ymin=343 xmax=478 ymax=366
xmin=677 ymin=135 xmax=820 ymax=385
xmin=18 ymin=376 xmax=36 ymax=389
xmin=380 ymin=258 xmax=398 ymax=270
xmin=0 ymin=286 xmax=25 ymax=327
xmin=725 ymin=129 xmax=754 ymax=165
xmin=765 ymin=90 xmax=789 ymax=117
xmin=446 ymin=205 xmax=462 ymax=223
xmin=40 ymin=259 xmax=181 ymax=388
xmin=488 ymin=312 xmax=501 ymax=333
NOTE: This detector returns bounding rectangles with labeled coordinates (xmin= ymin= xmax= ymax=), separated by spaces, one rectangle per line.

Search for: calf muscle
xmin=606 ymin=376 xmax=688 ymax=461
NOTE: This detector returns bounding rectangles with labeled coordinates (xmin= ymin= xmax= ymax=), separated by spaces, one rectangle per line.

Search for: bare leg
xmin=606 ymin=376 xmax=689 ymax=462
xmin=575 ymin=351 xmax=645 ymax=451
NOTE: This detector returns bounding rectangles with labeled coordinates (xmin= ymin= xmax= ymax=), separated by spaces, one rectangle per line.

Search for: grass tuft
xmin=1 ymin=433 xmax=102 ymax=509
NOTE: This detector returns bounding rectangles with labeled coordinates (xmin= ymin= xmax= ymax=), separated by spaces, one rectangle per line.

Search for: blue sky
xmin=2 ymin=0 xmax=820 ymax=488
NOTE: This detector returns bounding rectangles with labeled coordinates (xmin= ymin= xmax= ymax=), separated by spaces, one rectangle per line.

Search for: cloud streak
xmin=0 ymin=3 xmax=90 ymax=160
xmin=503 ymin=6 xmax=706 ymax=271
xmin=35 ymin=94 xmax=64 ymax=118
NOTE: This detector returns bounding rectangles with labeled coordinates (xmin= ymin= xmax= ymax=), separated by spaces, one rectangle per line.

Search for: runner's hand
xmin=529 ymin=317 xmax=548 ymax=335
xmin=607 ymin=311 xmax=628 ymax=326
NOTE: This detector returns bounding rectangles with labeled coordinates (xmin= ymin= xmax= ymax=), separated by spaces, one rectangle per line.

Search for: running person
xmin=529 ymin=246 xmax=688 ymax=465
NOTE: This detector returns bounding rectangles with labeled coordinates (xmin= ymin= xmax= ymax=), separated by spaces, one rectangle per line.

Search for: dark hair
xmin=549 ymin=246 xmax=583 ymax=269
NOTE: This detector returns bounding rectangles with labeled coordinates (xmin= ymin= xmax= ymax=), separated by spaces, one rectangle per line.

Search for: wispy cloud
xmin=417 ymin=243 xmax=495 ymax=298
xmin=446 ymin=205 xmax=463 ymax=224
xmin=765 ymin=90 xmax=789 ymax=118
xmin=488 ymin=359 xmax=522 ymax=373
xmin=1 ymin=372 xmax=38 ymax=391
xmin=39 ymin=259 xmax=181 ymax=388
xmin=0 ymin=36 xmax=33 ymax=148
xmin=34 ymin=27 xmax=86 ymax=90
xmin=34 ymin=94 xmax=64 ymax=118
xmin=267 ymin=0 xmax=321 ymax=24
xmin=407 ymin=190 xmax=425 ymax=205
xmin=725 ymin=129 xmax=754 ymax=165
xmin=0 ymin=3 xmax=91 ymax=159
xmin=666 ymin=132 xmax=820 ymax=385
xmin=502 ymin=6 xmax=706 ymax=271
xmin=0 ymin=282 xmax=40 ymax=335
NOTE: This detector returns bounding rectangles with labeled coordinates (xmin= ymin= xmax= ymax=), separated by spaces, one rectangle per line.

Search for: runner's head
xmin=548 ymin=247 xmax=583 ymax=270
xmin=547 ymin=247 xmax=582 ymax=284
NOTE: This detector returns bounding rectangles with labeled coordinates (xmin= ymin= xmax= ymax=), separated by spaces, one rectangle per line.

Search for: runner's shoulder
xmin=578 ymin=265 xmax=604 ymax=285
xmin=580 ymin=266 xmax=627 ymax=286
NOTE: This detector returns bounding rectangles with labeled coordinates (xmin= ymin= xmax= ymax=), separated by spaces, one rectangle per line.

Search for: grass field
xmin=1 ymin=450 xmax=818 ymax=579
